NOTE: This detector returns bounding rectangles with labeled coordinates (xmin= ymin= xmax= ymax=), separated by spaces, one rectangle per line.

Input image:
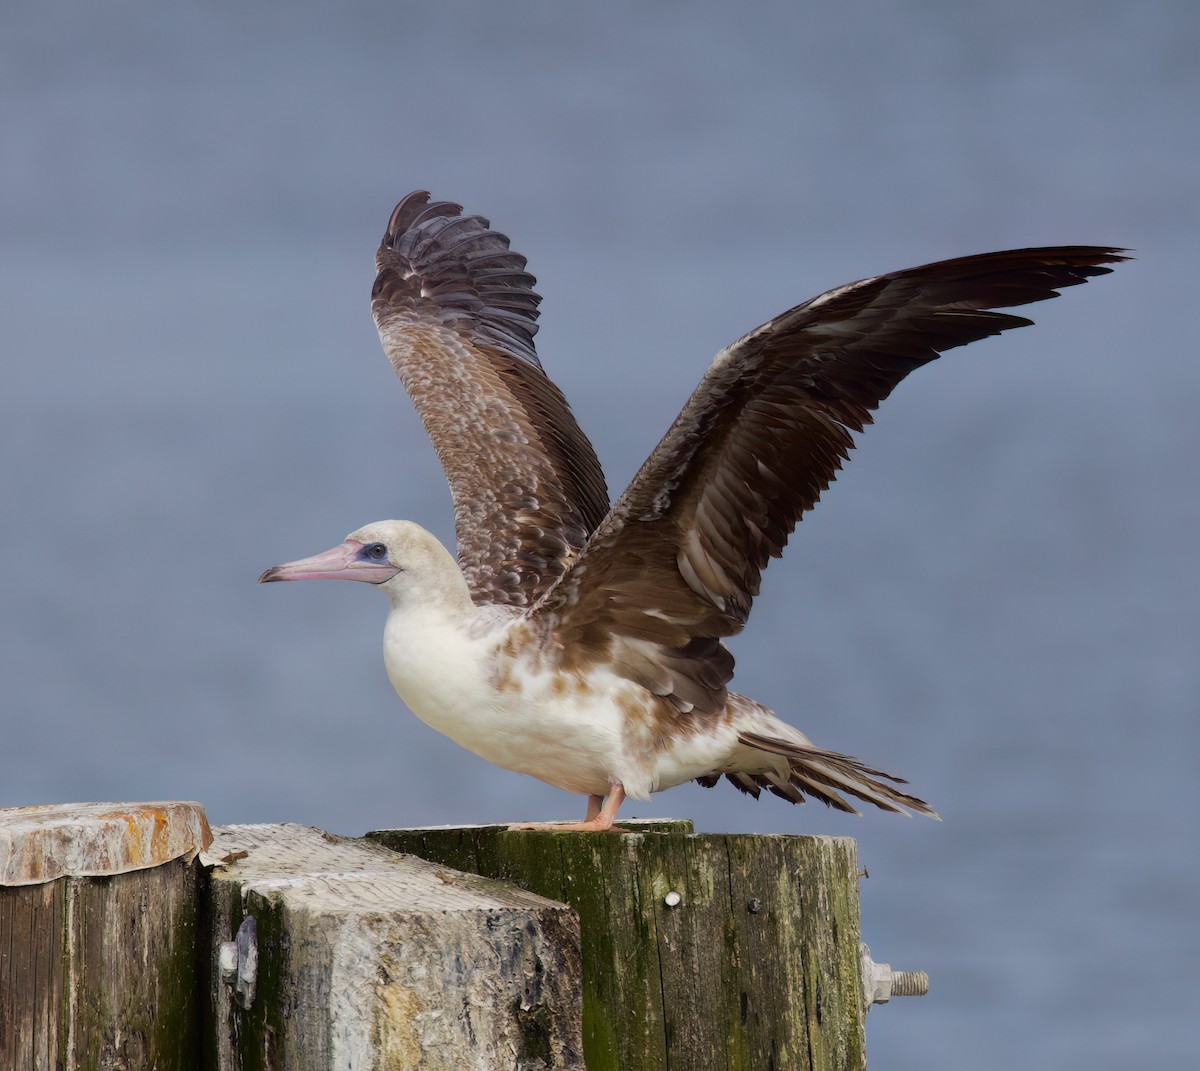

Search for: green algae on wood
xmin=368 ymin=822 xmax=866 ymax=1071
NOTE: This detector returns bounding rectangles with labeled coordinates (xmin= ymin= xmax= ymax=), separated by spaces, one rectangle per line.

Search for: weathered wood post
xmin=205 ymin=822 xmax=584 ymax=1070
xmin=0 ymin=801 xmax=212 ymax=1070
xmin=368 ymin=821 xmax=869 ymax=1071
xmin=4 ymin=806 xmax=916 ymax=1068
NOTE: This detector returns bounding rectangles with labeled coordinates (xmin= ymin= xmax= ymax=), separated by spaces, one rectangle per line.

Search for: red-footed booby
xmin=260 ymin=191 xmax=1124 ymax=830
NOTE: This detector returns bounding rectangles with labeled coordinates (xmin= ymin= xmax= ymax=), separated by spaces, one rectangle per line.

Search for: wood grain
xmin=368 ymin=821 xmax=866 ymax=1071
xmin=0 ymin=803 xmax=207 ymax=1071
xmin=206 ymin=822 xmax=584 ymax=1071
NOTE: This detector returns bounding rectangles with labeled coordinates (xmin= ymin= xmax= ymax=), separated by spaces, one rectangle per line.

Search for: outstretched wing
xmin=372 ymin=192 xmax=610 ymax=607
xmin=531 ymin=246 xmax=1127 ymax=712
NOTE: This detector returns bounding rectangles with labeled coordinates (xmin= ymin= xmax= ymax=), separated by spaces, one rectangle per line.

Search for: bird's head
xmin=259 ymin=520 xmax=469 ymax=609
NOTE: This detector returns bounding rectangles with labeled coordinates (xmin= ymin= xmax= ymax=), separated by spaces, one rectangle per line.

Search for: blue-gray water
xmin=2 ymin=3 xmax=1196 ymax=1066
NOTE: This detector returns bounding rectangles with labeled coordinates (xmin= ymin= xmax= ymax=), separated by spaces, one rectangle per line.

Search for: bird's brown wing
xmin=372 ymin=192 xmax=610 ymax=607
xmin=530 ymin=246 xmax=1127 ymax=713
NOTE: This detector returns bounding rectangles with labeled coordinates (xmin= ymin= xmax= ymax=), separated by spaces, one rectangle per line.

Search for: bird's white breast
xmin=381 ymin=609 xmax=638 ymax=797
xmin=380 ymin=606 xmax=755 ymax=801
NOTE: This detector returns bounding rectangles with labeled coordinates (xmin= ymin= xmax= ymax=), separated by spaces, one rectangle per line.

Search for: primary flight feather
xmin=260 ymin=191 xmax=1124 ymax=830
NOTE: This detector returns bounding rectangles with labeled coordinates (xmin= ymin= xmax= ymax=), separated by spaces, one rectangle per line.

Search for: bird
xmin=259 ymin=190 xmax=1124 ymax=831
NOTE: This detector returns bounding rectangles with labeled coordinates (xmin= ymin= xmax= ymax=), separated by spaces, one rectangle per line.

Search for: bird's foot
xmin=506 ymin=817 xmax=633 ymax=833
xmin=507 ymin=787 xmax=629 ymax=832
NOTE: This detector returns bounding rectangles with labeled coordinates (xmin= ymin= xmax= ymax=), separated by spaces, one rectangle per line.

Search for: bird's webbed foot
xmin=507 ymin=787 xmax=630 ymax=832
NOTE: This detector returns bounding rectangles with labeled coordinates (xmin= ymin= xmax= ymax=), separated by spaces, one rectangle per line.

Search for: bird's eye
xmin=363 ymin=542 xmax=388 ymax=561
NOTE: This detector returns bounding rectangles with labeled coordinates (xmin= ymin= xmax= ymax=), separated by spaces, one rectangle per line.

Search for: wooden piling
xmin=367 ymin=821 xmax=868 ymax=1071
xmin=3 ymin=804 xmax=890 ymax=1069
xmin=0 ymin=801 xmax=211 ymax=1071
xmin=206 ymin=822 xmax=584 ymax=1070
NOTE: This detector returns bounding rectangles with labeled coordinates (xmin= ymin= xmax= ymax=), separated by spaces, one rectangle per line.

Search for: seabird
xmin=260 ymin=191 xmax=1123 ymax=830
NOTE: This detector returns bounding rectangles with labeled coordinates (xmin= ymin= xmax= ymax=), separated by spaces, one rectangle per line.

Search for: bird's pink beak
xmin=258 ymin=540 xmax=399 ymax=585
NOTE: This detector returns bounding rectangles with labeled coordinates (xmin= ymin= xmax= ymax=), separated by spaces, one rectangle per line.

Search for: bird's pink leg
xmin=508 ymin=786 xmax=628 ymax=832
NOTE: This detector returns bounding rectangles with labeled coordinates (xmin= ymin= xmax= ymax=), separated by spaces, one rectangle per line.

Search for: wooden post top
xmin=207 ymin=821 xmax=573 ymax=916
xmin=0 ymin=801 xmax=212 ymax=886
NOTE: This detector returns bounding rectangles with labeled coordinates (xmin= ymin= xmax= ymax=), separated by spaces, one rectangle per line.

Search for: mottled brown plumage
xmin=372 ymin=191 xmax=609 ymax=608
xmin=531 ymin=246 xmax=1126 ymax=722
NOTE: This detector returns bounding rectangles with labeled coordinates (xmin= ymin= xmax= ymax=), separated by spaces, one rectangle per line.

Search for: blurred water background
xmin=2 ymin=2 xmax=1197 ymax=1067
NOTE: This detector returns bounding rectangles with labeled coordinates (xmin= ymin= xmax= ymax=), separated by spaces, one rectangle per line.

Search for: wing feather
xmin=371 ymin=192 xmax=610 ymax=607
xmin=531 ymin=245 xmax=1127 ymax=711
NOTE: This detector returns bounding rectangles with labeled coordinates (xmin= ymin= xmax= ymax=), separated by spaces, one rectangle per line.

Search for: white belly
xmin=405 ymin=679 xmax=632 ymax=797
xmin=381 ymin=609 xmax=747 ymax=799
xmin=382 ymin=613 xmax=629 ymax=796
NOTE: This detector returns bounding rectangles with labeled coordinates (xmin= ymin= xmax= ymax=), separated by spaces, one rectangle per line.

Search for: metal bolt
xmin=219 ymin=916 xmax=258 ymax=1009
xmin=859 ymin=942 xmax=928 ymax=1011
xmin=663 ymin=890 xmax=682 ymax=908
xmin=747 ymin=898 xmax=764 ymax=914
xmin=890 ymin=970 xmax=929 ymax=997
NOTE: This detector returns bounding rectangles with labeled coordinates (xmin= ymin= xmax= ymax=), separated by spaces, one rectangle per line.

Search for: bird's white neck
xmin=380 ymin=590 xmax=513 ymax=748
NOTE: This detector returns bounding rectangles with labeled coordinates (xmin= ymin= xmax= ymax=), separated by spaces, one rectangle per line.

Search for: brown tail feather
xmin=729 ymin=731 xmax=940 ymax=819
